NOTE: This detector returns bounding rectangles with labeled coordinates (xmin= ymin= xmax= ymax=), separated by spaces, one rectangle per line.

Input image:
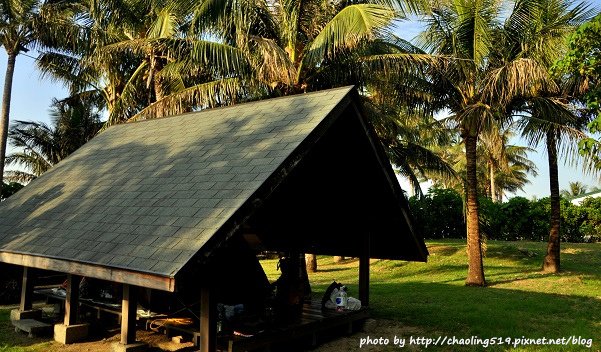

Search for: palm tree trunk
xmin=305 ymin=253 xmax=317 ymax=273
xmin=489 ymin=162 xmax=496 ymax=202
xmin=543 ymin=131 xmax=561 ymax=273
xmin=464 ymin=134 xmax=486 ymax=286
xmin=0 ymin=52 xmax=17 ymax=195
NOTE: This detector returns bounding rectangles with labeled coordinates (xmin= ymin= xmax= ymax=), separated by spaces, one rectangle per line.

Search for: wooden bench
xmin=217 ymin=301 xmax=369 ymax=352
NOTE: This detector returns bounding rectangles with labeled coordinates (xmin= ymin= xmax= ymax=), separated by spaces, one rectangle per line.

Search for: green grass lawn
xmin=1 ymin=239 xmax=600 ymax=351
xmin=262 ymin=240 xmax=601 ymax=351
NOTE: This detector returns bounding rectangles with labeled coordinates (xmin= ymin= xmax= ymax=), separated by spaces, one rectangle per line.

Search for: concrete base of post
xmin=53 ymin=323 xmax=89 ymax=344
xmin=10 ymin=309 xmax=42 ymax=321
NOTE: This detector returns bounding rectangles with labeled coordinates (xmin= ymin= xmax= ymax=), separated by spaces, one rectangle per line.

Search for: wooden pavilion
xmin=0 ymin=86 xmax=427 ymax=351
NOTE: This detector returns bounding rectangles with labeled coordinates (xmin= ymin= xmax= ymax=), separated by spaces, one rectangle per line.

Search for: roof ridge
xmin=112 ymin=85 xmax=355 ymax=128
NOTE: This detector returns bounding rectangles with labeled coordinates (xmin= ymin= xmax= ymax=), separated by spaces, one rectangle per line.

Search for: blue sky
xmin=1 ymin=3 xmax=600 ymax=198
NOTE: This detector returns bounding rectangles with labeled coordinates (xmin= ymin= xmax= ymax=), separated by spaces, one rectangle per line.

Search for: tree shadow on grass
xmin=316 ymin=267 xmax=348 ymax=273
xmin=426 ymin=244 xmax=463 ymax=257
xmin=485 ymin=244 xmax=542 ymax=262
xmin=368 ymin=281 xmax=601 ymax=350
xmin=486 ymin=270 xmax=553 ymax=286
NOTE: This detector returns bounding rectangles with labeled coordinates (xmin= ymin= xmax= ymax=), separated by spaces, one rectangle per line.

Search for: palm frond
xmin=302 ymin=4 xmax=396 ymax=68
xmin=129 ymin=78 xmax=250 ymax=121
xmin=484 ymin=58 xmax=559 ymax=106
xmin=3 ymin=170 xmax=37 ymax=183
xmin=148 ymin=7 xmax=179 ymax=39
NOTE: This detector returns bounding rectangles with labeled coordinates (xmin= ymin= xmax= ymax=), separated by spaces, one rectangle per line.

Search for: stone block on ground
xmin=10 ymin=309 xmax=42 ymax=321
xmin=54 ymin=323 xmax=89 ymax=344
xmin=12 ymin=318 xmax=52 ymax=337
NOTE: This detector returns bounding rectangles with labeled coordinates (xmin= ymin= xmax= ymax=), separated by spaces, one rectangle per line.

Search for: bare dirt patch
xmin=314 ymin=319 xmax=427 ymax=352
xmin=4 ymin=317 xmax=424 ymax=352
xmin=7 ymin=325 xmax=195 ymax=352
xmin=562 ymin=248 xmax=589 ymax=254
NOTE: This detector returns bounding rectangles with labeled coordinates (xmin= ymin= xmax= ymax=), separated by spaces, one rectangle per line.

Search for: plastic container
xmin=335 ymin=286 xmax=348 ymax=311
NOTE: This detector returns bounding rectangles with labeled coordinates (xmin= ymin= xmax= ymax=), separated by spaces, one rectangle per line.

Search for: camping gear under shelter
xmin=0 ymin=86 xmax=427 ymax=351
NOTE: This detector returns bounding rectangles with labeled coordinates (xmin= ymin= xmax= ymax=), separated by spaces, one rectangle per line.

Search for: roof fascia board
xmin=0 ymin=251 xmax=175 ymax=292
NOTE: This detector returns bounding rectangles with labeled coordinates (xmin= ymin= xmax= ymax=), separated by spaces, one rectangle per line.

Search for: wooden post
xmin=121 ymin=284 xmax=138 ymax=345
xmin=200 ymin=286 xmax=216 ymax=352
xmin=20 ymin=267 xmax=34 ymax=312
xmin=359 ymin=235 xmax=370 ymax=306
xmin=64 ymin=275 xmax=81 ymax=326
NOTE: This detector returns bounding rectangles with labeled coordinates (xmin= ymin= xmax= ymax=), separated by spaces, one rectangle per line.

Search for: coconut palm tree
xmin=187 ymin=0 xmax=428 ymax=273
xmin=510 ymin=0 xmax=595 ymax=273
xmin=408 ymin=0 xmax=509 ymax=286
xmin=5 ymin=96 xmax=101 ymax=182
xmin=480 ymin=125 xmax=538 ymax=202
xmin=35 ymin=0 xmax=252 ymax=125
xmin=491 ymin=144 xmax=538 ymax=201
xmin=427 ymin=130 xmax=537 ymax=201
xmin=519 ymin=97 xmax=591 ymax=272
xmin=560 ymin=181 xmax=589 ymax=197
xmin=371 ymin=0 xmax=593 ymax=285
xmin=0 ymin=0 xmax=84 ymax=193
xmin=133 ymin=0 xmax=431 ymax=120
xmin=364 ymin=91 xmax=457 ymax=197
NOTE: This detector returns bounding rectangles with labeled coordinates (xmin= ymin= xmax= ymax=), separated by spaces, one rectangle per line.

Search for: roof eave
xmin=0 ymin=251 xmax=176 ymax=292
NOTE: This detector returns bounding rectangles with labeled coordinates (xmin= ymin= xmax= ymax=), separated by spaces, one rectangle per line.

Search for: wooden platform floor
xmin=217 ymin=300 xmax=369 ymax=352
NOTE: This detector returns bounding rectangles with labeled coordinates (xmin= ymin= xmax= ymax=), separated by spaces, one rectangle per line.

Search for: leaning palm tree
xmin=0 ymin=0 xmax=84 ymax=192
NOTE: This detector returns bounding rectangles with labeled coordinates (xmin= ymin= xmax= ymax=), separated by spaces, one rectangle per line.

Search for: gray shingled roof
xmin=0 ymin=86 xmax=354 ymax=278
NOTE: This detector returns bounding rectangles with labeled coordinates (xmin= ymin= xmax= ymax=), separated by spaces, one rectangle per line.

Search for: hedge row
xmin=408 ymin=188 xmax=601 ymax=243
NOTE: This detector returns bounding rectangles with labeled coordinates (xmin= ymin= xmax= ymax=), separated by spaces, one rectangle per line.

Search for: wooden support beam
xmin=20 ymin=267 xmax=34 ymax=312
xmin=64 ymin=275 xmax=81 ymax=326
xmin=121 ymin=284 xmax=138 ymax=345
xmin=200 ymin=286 xmax=216 ymax=352
xmin=359 ymin=235 xmax=370 ymax=306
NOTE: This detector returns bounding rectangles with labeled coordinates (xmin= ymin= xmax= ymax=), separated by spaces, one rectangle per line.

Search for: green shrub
xmin=409 ymin=188 xmax=466 ymax=239
xmin=410 ymin=188 xmax=601 ymax=243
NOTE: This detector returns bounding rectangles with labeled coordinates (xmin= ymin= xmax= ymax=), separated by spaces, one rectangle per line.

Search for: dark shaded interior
xmin=241 ymin=104 xmax=426 ymax=261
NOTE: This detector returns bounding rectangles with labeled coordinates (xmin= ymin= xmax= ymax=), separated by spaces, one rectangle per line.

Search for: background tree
xmin=0 ymin=0 xmax=83 ymax=193
xmin=5 ymin=97 xmax=101 ymax=182
xmin=365 ymin=90 xmax=457 ymax=197
xmin=36 ymin=0 xmax=251 ymax=125
xmin=392 ymin=0 xmax=537 ymax=285
xmin=478 ymin=126 xmax=538 ymax=202
xmin=512 ymin=0 xmax=595 ymax=273
xmin=0 ymin=181 xmax=22 ymax=200
xmin=561 ymin=181 xmax=590 ymax=197
xmin=559 ymin=14 xmax=601 ymax=166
